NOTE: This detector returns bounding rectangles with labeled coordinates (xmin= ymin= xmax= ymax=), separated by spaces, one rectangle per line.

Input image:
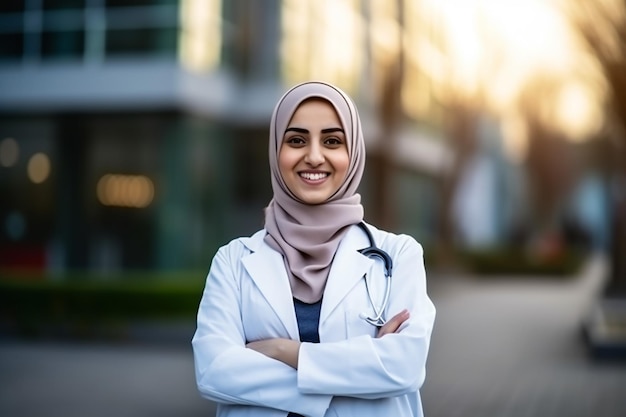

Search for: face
xmin=279 ymin=99 xmax=350 ymax=205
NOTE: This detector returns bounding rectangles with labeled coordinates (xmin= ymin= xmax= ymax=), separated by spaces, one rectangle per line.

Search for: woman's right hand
xmin=376 ymin=309 xmax=410 ymax=338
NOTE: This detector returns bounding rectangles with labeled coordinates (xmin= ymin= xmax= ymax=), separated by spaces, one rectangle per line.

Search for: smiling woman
xmin=192 ymin=81 xmax=436 ymax=417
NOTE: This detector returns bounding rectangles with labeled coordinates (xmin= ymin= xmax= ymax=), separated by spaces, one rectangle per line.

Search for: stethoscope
xmin=356 ymin=222 xmax=393 ymax=327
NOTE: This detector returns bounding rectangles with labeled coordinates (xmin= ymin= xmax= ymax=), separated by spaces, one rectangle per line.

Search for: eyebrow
xmin=284 ymin=127 xmax=308 ymax=134
xmin=284 ymin=127 xmax=345 ymax=134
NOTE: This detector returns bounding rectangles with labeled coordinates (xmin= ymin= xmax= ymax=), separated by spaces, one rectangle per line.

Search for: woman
xmin=192 ymin=81 xmax=436 ymax=417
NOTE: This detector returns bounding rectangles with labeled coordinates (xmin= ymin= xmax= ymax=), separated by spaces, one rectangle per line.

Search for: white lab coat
xmin=192 ymin=222 xmax=436 ymax=417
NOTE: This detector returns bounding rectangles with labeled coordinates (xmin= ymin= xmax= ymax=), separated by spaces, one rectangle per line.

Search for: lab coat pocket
xmin=344 ymin=279 xmax=378 ymax=339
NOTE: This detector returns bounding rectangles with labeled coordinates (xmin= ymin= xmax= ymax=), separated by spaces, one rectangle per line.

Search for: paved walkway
xmin=1 ymin=255 xmax=625 ymax=417
xmin=0 ymin=341 xmax=209 ymax=417
xmin=421 ymin=254 xmax=626 ymax=417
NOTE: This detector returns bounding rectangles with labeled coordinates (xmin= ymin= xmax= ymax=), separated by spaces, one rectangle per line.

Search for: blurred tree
xmin=566 ymin=0 xmax=626 ymax=296
xmin=370 ymin=53 xmax=404 ymax=230
xmin=435 ymin=101 xmax=479 ymax=266
xmin=368 ymin=0 xmax=405 ymax=231
xmin=368 ymin=0 xmax=481 ymax=265
xmin=516 ymin=77 xmax=582 ymax=258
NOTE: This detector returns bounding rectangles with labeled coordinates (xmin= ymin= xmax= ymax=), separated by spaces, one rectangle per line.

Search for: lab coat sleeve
xmin=192 ymin=243 xmax=332 ymax=417
xmin=297 ymin=236 xmax=436 ymax=399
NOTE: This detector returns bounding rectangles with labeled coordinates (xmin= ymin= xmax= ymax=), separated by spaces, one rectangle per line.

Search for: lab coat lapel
xmin=320 ymin=226 xmax=374 ymax=325
xmin=241 ymin=237 xmax=300 ymax=340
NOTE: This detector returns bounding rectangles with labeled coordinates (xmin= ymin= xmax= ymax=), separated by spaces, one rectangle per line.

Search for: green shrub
xmin=0 ymin=271 xmax=206 ymax=338
xmin=459 ymin=247 xmax=585 ymax=277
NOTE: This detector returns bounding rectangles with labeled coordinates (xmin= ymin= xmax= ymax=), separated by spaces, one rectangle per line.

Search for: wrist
xmin=278 ymin=339 xmax=301 ymax=369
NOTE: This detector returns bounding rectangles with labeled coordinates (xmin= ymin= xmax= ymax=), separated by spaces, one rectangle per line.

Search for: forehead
xmin=273 ymin=86 xmax=353 ymax=139
xmin=288 ymin=98 xmax=341 ymax=123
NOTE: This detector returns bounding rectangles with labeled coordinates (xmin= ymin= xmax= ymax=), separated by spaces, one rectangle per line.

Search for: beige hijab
xmin=264 ymin=81 xmax=366 ymax=303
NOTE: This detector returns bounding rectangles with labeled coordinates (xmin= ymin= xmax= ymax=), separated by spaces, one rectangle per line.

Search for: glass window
xmin=41 ymin=30 xmax=85 ymax=59
xmin=105 ymin=27 xmax=177 ymax=55
xmin=227 ymin=127 xmax=271 ymax=206
xmin=179 ymin=0 xmax=222 ymax=71
xmin=42 ymin=10 xmax=84 ymax=30
xmin=0 ymin=1 xmax=25 ymax=13
xmin=42 ymin=0 xmax=85 ymax=10
xmin=0 ymin=117 xmax=56 ymax=250
xmin=0 ymin=33 xmax=23 ymax=59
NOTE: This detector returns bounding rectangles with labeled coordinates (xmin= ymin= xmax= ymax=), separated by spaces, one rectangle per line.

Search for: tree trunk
xmin=605 ymin=144 xmax=626 ymax=296
xmin=370 ymin=0 xmax=404 ymax=230
xmin=435 ymin=105 xmax=478 ymax=266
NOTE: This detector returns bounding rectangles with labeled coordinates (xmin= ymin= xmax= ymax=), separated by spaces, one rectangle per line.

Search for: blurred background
xmin=0 ymin=0 xmax=625 ymax=416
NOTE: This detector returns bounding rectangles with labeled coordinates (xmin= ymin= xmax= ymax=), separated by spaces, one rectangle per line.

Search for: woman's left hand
xmin=247 ymin=339 xmax=301 ymax=369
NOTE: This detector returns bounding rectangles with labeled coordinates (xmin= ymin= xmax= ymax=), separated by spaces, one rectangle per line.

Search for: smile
xmin=299 ymin=172 xmax=329 ymax=181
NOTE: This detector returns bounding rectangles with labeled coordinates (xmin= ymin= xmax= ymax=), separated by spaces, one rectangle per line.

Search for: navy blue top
xmin=293 ymin=297 xmax=322 ymax=343
xmin=288 ymin=298 xmax=322 ymax=416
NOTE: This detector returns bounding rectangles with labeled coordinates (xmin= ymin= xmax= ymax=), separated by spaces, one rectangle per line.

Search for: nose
xmin=304 ymin=142 xmax=324 ymax=166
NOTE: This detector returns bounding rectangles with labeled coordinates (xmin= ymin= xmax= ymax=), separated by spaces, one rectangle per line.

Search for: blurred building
xmin=0 ymin=0 xmax=452 ymax=274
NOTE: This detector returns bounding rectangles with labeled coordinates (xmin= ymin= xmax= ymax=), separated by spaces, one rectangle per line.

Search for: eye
xmin=324 ymin=137 xmax=344 ymax=147
xmin=285 ymin=136 xmax=306 ymax=146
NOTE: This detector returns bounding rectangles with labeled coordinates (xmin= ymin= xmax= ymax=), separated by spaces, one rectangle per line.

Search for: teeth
xmin=300 ymin=172 xmax=328 ymax=181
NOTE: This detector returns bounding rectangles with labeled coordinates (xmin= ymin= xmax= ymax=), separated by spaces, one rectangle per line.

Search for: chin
xmin=296 ymin=194 xmax=330 ymax=205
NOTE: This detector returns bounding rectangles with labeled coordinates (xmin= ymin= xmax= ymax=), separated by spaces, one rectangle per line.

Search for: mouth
xmin=299 ymin=172 xmax=329 ymax=181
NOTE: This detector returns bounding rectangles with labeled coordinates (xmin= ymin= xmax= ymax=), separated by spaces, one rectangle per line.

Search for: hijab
xmin=264 ymin=81 xmax=366 ymax=303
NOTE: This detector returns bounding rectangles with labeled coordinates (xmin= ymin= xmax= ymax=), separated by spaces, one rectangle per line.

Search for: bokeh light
xmin=0 ymin=138 xmax=19 ymax=168
xmin=96 ymin=174 xmax=155 ymax=208
xmin=5 ymin=210 xmax=26 ymax=241
xmin=27 ymin=153 xmax=51 ymax=184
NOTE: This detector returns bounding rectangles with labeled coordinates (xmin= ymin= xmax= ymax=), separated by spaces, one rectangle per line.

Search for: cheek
xmin=278 ymin=148 xmax=296 ymax=178
xmin=333 ymin=153 xmax=350 ymax=178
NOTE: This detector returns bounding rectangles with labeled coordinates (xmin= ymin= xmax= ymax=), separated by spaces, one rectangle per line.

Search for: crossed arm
xmin=246 ymin=309 xmax=410 ymax=368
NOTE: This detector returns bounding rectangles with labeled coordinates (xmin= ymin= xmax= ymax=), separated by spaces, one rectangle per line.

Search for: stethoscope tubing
xmin=357 ymin=222 xmax=393 ymax=327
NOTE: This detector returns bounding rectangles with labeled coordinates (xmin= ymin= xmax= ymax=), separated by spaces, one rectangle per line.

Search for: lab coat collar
xmin=241 ymin=231 xmax=300 ymax=340
xmin=320 ymin=225 xmax=374 ymax=325
xmin=240 ymin=225 xmax=374 ymax=337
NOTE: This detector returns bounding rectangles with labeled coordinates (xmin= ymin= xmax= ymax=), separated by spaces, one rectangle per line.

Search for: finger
xmin=246 ymin=340 xmax=263 ymax=352
xmin=376 ymin=319 xmax=399 ymax=338
xmin=376 ymin=309 xmax=410 ymax=338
